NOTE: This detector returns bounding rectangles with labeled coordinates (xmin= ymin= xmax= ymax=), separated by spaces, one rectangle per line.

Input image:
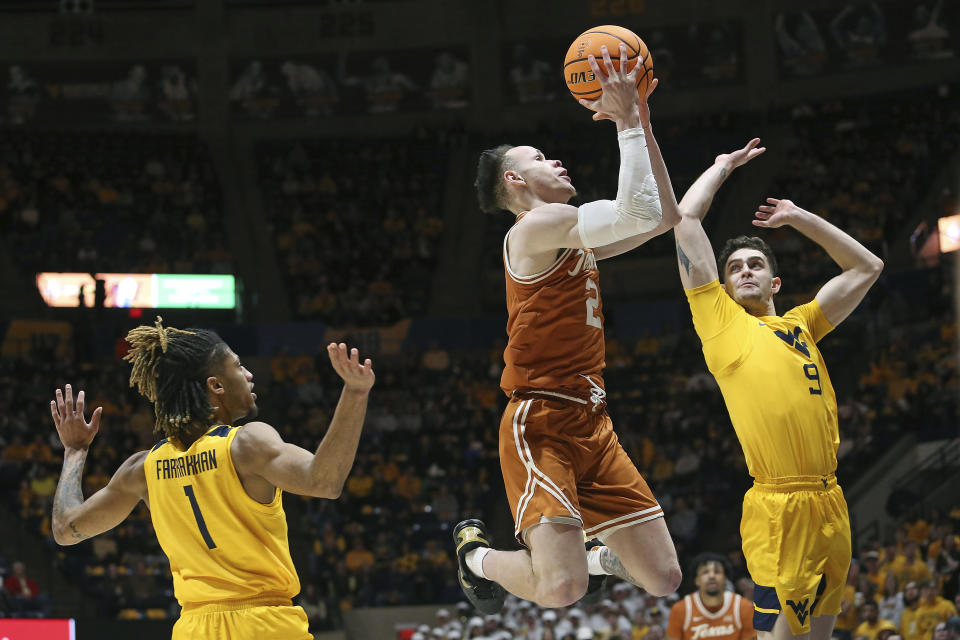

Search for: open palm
xmin=754 ymin=197 xmax=800 ymax=229
xmin=716 ymin=138 xmax=766 ymax=170
xmin=50 ymin=384 xmax=102 ymax=450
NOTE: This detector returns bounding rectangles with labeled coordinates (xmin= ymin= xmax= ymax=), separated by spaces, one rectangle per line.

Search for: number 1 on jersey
xmin=183 ymin=484 xmax=217 ymax=549
xmin=585 ymin=278 xmax=602 ymax=328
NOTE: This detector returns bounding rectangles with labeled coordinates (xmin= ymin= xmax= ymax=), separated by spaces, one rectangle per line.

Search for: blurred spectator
xmin=901 ymin=581 xmax=922 ymax=640
xmin=281 ymin=60 xmax=339 ymax=117
xmin=0 ymin=131 xmax=229 ymax=276
xmin=830 ymin=3 xmax=887 ymax=67
xmin=338 ymin=55 xmax=417 ymax=114
xmin=428 ymin=52 xmax=469 ymax=110
xmin=890 ymin=542 xmax=932 ymax=589
xmin=508 ymin=43 xmax=555 ymax=104
xmin=936 ymin=533 xmax=960 ymax=600
xmin=5 ymin=561 xmax=50 ymax=617
xmin=259 ymin=136 xmax=446 ymax=325
xmin=907 ymin=1 xmax=953 ymax=61
xmin=296 ymin=583 xmax=331 ymax=630
xmin=6 ymin=64 xmax=39 ymax=124
xmin=855 ymin=601 xmax=897 ymax=640
xmin=913 ymin=580 xmax=958 ymax=640
xmin=879 ymin=573 xmax=906 ymax=628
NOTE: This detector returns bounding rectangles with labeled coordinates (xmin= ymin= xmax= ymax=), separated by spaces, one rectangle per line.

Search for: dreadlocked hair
xmin=124 ymin=316 xmax=230 ymax=444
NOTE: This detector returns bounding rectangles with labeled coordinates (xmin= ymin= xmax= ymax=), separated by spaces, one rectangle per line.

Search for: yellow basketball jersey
xmin=144 ymin=424 xmax=300 ymax=606
xmin=685 ymin=280 xmax=839 ymax=480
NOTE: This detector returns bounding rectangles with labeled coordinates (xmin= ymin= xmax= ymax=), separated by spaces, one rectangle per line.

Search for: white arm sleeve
xmin=577 ymin=127 xmax=662 ymax=248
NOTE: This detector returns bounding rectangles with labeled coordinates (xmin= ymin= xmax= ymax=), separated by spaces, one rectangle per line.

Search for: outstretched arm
xmin=680 ymin=138 xmax=765 ymax=221
xmin=232 ymin=343 xmax=374 ymax=499
xmin=594 ymin=106 xmax=682 ymax=260
xmin=673 ymin=139 xmax=766 ymax=288
xmin=674 ymin=216 xmax=719 ymax=290
xmin=511 ymin=46 xmax=661 ymax=256
xmin=50 ymin=385 xmax=146 ymax=545
xmin=753 ymin=198 xmax=883 ymax=326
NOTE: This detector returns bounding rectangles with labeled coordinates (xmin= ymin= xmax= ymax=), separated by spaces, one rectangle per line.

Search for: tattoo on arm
xmin=69 ymin=521 xmax=87 ymax=540
xmin=719 ymin=167 xmax=728 ymax=181
xmin=600 ymin=546 xmax=644 ymax=588
xmin=676 ymin=238 xmax=693 ymax=276
xmin=53 ymin=449 xmax=88 ymax=539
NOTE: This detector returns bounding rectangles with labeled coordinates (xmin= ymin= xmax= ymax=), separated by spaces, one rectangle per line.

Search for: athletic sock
xmin=465 ymin=547 xmax=490 ymax=579
xmin=587 ymin=546 xmax=611 ymax=575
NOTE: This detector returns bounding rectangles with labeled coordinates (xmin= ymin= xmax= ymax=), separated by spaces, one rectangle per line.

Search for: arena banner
xmin=229 ymin=47 xmax=470 ymax=119
xmin=502 ymin=20 xmax=743 ymax=104
xmin=36 ymin=273 xmax=236 ymax=309
xmin=0 ymin=619 xmax=75 ymax=640
xmin=0 ymin=60 xmax=197 ymax=125
xmin=774 ymin=0 xmax=955 ymax=78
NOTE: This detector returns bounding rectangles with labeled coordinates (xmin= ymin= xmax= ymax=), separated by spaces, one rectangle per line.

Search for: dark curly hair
xmin=125 ymin=316 xmax=230 ymax=445
xmin=690 ymin=552 xmax=731 ymax=578
xmin=717 ymin=235 xmax=779 ymax=279
xmin=474 ymin=144 xmax=515 ymax=214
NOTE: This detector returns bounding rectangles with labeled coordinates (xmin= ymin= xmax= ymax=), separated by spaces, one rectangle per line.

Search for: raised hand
xmin=326 ymin=343 xmax=375 ymax=393
xmin=754 ymin=197 xmax=802 ymax=229
xmin=50 ymin=384 xmax=102 ymax=451
xmin=579 ymin=43 xmax=642 ymax=128
xmin=716 ymin=138 xmax=766 ymax=171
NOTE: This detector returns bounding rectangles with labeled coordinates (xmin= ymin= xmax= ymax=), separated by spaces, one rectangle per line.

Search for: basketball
xmin=563 ymin=25 xmax=654 ymax=105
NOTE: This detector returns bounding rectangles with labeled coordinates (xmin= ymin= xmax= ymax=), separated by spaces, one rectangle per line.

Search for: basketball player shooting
xmin=49 ymin=318 xmax=375 ymax=640
xmin=666 ymin=554 xmax=756 ymax=640
xmin=458 ymin=43 xmax=683 ymax=613
xmin=671 ymin=141 xmax=884 ymax=640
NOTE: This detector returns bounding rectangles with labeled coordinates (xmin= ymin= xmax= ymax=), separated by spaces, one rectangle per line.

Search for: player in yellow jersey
xmin=669 ymin=139 xmax=884 ymax=640
xmin=49 ymin=318 xmax=375 ymax=639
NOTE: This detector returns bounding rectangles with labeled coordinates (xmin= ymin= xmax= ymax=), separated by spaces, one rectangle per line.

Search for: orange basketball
xmin=563 ymin=25 xmax=654 ymax=106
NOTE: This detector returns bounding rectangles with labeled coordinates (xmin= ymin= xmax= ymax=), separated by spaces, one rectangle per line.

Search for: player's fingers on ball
xmin=600 ymin=46 xmax=616 ymax=75
xmin=618 ymin=43 xmax=628 ymax=74
xmin=586 ymin=54 xmax=601 ymax=76
xmin=644 ymin=77 xmax=658 ymax=98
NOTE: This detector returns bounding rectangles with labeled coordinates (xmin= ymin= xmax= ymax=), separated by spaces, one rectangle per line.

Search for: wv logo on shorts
xmin=774 ymin=326 xmax=810 ymax=358
xmin=785 ymin=598 xmax=810 ymax=626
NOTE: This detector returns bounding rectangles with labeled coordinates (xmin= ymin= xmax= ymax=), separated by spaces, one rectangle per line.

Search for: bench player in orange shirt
xmin=453 ymin=44 xmax=683 ymax=612
xmin=667 ymin=554 xmax=756 ymax=640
